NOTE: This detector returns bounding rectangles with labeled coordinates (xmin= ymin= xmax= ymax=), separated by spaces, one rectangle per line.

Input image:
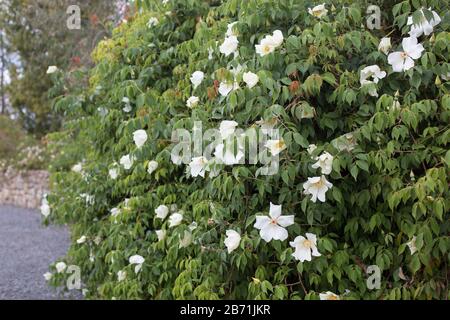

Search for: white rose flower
xmin=360 ymin=65 xmax=386 ymax=85
xmin=255 ymin=30 xmax=284 ymax=57
xmin=190 ymin=71 xmax=205 ymax=89
xmin=218 ymin=81 xmax=239 ymax=97
xmin=265 ymin=139 xmax=286 ymax=156
xmin=268 ymin=30 xmax=284 ymax=47
xmin=43 ymin=272 xmax=53 ymax=281
xmin=147 ymin=17 xmax=159 ymax=28
xmin=179 ymin=230 xmax=192 ymax=248
xmin=254 ymin=203 xmax=294 ymax=242
xmin=40 ymin=198 xmax=51 ymax=217
xmin=155 ymin=205 xmax=169 ymax=219
xmin=243 ymin=71 xmax=259 ymax=88
xmin=388 ymin=37 xmax=424 ymax=73
xmin=133 ymin=129 xmax=148 ymax=148
xmin=224 ymin=230 xmax=241 ymax=253
xmin=303 ymin=175 xmax=333 ymax=203
xmin=147 ymin=160 xmax=158 ymax=174
xmin=119 ymin=154 xmax=134 ymax=170
xmin=122 ymin=97 xmax=132 ymax=113
xmin=219 ymin=36 xmax=239 ymax=56
xmin=109 ymin=168 xmax=118 ymax=179
xmin=117 ymin=270 xmax=127 ymax=282
xmin=189 ymin=156 xmax=208 ymax=177
xmin=226 ymin=21 xmax=238 ymax=37
xmin=168 ymin=213 xmax=183 ymax=227
xmin=110 ymin=207 xmax=120 ymax=217
xmin=55 ymin=262 xmax=67 ymax=273
xmin=219 ymin=120 xmax=238 ymax=139
xmin=76 ymin=235 xmax=87 ymax=244
xmin=155 ymin=229 xmax=166 ymax=241
xmin=307 ymin=144 xmax=317 ymax=155
xmin=319 ymin=291 xmax=340 ymax=300
xmin=186 ymin=96 xmax=200 ymax=108
xmin=378 ymin=37 xmax=391 ymax=55
xmin=407 ymin=9 xmax=441 ymax=38
xmin=255 ymin=37 xmax=276 ymax=57
xmin=290 ymin=233 xmax=321 ymax=262
xmin=71 ymin=163 xmax=83 ymax=173
xmin=46 ymin=66 xmax=58 ymax=74
xmin=308 ymin=4 xmax=328 ymax=18
xmin=129 ymin=255 xmax=145 ymax=273
xmin=311 ymin=151 xmax=334 ymax=175
xmin=407 ymin=236 xmax=418 ymax=255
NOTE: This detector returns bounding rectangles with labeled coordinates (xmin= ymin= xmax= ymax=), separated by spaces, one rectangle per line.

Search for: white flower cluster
xmin=387 ymin=8 xmax=440 ymax=73
xmin=302 ymin=148 xmax=334 ymax=203
xmin=255 ymin=30 xmax=284 ymax=57
xmin=227 ymin=203 xmax=321 ymax=265
xmin=357 ymin=8 xmax=441 ymax=101
xmin=151 ymin=204 xmax=193 ymax=248
xmin=170 ymin=120 xmax=287 ymax=179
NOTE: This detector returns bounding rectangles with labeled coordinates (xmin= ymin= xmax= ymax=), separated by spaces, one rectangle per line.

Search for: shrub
xmin=0 ymin=115 xmax=49 ymax=170
xmin=46 ymin=0 xmax=449 ymax=300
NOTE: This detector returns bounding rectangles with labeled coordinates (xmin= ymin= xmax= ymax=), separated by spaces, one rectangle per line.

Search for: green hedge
xmin=46 ymin=0 xmax=449 ymax=300
xmin=0 ymin=115 xmax=49 ymax=170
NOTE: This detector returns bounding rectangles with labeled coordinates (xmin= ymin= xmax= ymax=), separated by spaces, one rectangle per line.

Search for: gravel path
xmin=0 ymin=205 xmax=80 ymax=300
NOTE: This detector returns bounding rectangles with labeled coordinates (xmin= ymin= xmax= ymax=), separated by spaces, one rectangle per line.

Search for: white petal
xmin=254 ymin=216 xmax=271 ymax=230
xmin=269 ymin=202 xmax=282 ymax=219
xmin=260 ymin=224 xmax=288 ymax=242
xmin=293 ymin=246 xmax=312 ymax=262
xmin=407 ymin=44 xmax=424 ymax=60
xmin=306 ymin=232 xmax=317 ymax=244
xmin=311 ymin=245 xmax=321 ymax=257
xmin=316 ymin=187 xmax=327 ymax=202
xmin=277 ymin=215 xmax=295 ymax=227
xmin=403 ymin=56 xmax=415 ymax=71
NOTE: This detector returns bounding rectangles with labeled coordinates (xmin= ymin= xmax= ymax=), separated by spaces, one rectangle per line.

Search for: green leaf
xmin=293 ymin=133 xmax=309 ymax=148
xmin=350 ymin=165 xmax=359 ymax=180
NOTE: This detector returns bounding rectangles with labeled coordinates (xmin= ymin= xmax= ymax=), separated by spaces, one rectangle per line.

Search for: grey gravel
xmin=0 ymin=205 xmax=81 ymax=300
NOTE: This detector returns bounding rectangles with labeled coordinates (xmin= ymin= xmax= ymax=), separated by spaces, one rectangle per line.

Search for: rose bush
xmin=45 ymin=0 xmax=449 ymax=300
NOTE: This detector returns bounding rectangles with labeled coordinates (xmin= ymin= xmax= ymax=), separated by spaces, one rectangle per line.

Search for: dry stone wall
xmin=0 ymin=168 xmax=49 ymax=209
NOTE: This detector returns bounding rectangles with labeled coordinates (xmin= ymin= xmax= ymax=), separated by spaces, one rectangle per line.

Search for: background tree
xmin=0 ymin=0 xmax=126 ymax=135
xmin=0 ymin=31 xmax=6 ymax=115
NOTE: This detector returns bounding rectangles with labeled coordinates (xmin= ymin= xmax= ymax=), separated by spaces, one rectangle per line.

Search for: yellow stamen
xmin=303 ymin=239 xmax=312 ymax=248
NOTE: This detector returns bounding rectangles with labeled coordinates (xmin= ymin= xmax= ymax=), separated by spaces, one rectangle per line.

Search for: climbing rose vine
xmin=45 ymin=0 xmax=449 ymax=300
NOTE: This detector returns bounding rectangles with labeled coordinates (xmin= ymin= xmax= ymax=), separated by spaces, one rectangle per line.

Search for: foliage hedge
xmin=46 ymin=0 xmax=449 ymax=300
xmin=0 ymin=115 xmax=49 ymax=170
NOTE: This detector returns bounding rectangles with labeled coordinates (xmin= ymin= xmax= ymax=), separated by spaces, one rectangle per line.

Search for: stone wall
xmin=0 ymin=168 xmax=49 ymax=209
